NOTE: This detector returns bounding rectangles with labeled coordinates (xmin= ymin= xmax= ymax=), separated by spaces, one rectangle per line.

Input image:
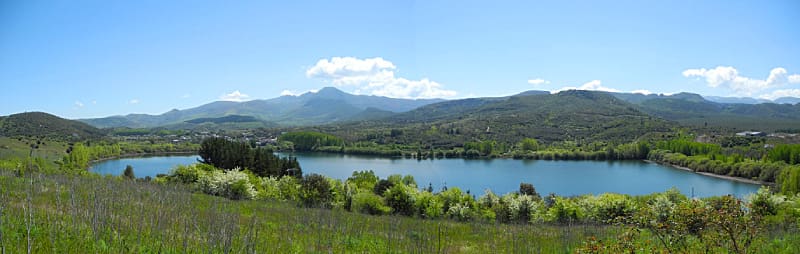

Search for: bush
xmin=748 ymin=186 xmax=783 ymax=216
xmin=300 ymin=174 xmax=333 ymax=208
xmin=592 ymin=193 xmax=636 ymax=223
xmin=351 ymin=191 xmax=390 ymax=215
xmin=502 ymin=194 xmax=543 ymax=223
xmin=196 ymin=168 xmax=257 ymax=200
xmin=519 ymin=182 xmax=540 ymax=199
xmin=347 ymin=170 xmax=379 ymax=191
xmin=547 ymin=196 xmax=583 ymax=223
xmin=123 ymin=165 xmax=135 ymax=180
xmin=373 ymin=179 xmax=395 ymax=195
xmin=385 ymin=184 xmax=416 ymax=216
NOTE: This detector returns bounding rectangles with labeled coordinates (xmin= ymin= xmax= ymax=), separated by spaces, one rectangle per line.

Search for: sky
xmin=1 ymin=0 xmax=799 ymax=119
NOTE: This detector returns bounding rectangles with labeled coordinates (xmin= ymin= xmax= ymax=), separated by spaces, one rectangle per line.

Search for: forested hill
xmin=314 ymin=90 xmax=674 ymax=147
xmin=0 ymin=112 xmax=106 ymax=140
xmin=610 ymin=92 xmax=800 ymax=131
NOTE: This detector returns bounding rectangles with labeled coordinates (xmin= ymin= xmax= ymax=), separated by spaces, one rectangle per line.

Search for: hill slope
xmin=0 ymin=112 xmax=105 ymax=140
xmin=315 ymin=90 xmax=673 ymax=147
xmin=81 ymin=87 xmax=444 ymax=128
xmin=610 ymin=92 xmax=800 ymax=131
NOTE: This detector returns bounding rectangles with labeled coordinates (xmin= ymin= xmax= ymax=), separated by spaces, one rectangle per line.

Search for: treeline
xmin=767 ymin=144 xmax=800 ymax=165
xmin=655 ymin=139 xmax=721 ymax=156
xmin=648 ymin=149 xmax=786 ymax=183
xmin=199 ymin=137 xmax=300 ymax=177
xmin=648 ymin=139 xmax=800 ymax=193
xmin=511 ymin=142 xmax=651 ymax=160
xmin=279 ymin=131 xmax=344 ymax=151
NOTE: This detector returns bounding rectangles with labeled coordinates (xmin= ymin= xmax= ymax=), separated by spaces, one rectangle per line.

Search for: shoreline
xmin=643 ymin=160 xmax=770 ymax=186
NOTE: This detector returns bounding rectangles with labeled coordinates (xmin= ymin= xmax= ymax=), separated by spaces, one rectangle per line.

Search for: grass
xmin=0 ymin=169 xmax=615 ymax=253
xmin=2 ymin=168 xmax=800 ymax=253
xmin=0 ymin=137 xmax=67 ymax=168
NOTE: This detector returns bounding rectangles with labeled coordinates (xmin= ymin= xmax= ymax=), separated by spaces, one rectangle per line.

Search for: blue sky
xmin=1 ymin=0 xmax=798 ymax=119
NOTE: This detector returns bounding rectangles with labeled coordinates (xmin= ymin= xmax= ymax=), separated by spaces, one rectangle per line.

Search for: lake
xmin=90 ymin=153 xmax=762 ymax=197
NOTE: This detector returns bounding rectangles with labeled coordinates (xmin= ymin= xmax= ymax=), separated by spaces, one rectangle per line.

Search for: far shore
xmin=644 ymin=160 xmax=770 ymax=186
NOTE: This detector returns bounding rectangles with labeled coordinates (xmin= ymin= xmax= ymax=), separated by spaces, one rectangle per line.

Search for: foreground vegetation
xmin=2 ymin=164 xmax=800 ymax=253
xmin=0 ymin=169 xmax=622 ymax=253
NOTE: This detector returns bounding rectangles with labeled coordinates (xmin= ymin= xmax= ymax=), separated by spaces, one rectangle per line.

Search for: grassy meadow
xmin=0 ymin=169 xmax=617 ymax=253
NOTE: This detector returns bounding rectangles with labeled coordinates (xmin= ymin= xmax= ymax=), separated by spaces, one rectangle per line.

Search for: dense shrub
xmin=196 ymin=168 xmax=257 ymax=200
xmin=384 ymin=184 xmax=416 ymax=216
xmin=300 ymin=173 xmax=333 ymax=207
xmin=351 ymin=191 xmax=390 ymax=215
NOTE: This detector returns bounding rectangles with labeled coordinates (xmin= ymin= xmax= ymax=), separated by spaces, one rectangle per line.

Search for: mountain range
xmin=80 ymin=87 xmax=443 ymax=128
xmin=63 ymin=87 xmax=800 ymax=133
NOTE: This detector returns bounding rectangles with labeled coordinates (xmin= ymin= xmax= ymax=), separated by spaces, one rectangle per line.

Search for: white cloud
xmin=790 ymin=74 xmax=800 ymax=83
xmin=74 ymin=101 xmax=84 ymax=108
xmin=306 ymin=57 xmax=456 ymax=99
xmin=682 ymin=66 xmax=800 ymax=96
xmin=552 ymin=80 xmax=621 ymax=93
xmin=91 ymin=100 xmax=97 ymax=105
xmin=527 ymin=78 xmax=550 ymax=86
xmin=181 ymin=94 xmax=191 ymax=99
xmin=128 ymin=99 xmax=139 ymax=104
xmin=220 ymin=90 xmax=250 ymax=102
xmin=759 ymin=89 xmax=800 ymax=100
xmin=631 ymin=89 xmax=653 ymax=95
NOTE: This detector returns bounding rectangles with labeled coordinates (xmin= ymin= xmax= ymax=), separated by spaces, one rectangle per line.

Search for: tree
xmin=300 ymin=174 xmax=333 ymax=208
xmin=519 ymin=138 xmax=540 ymax=151
xmin=123 ymin=165 xmax=135 ymax=180
xmin=199 ymin=137 xmax=300 ymax=178
xmin=519 ymin=182 xmax=540 ymax=199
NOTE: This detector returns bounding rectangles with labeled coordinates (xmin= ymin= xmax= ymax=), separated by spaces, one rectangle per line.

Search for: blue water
xmin=90 ymin=153 xmax=762 ymax=197
xmin=90 ymin=155 xmax=201 ymax=178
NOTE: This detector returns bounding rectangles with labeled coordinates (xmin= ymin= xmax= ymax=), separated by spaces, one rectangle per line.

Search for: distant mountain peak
xmin=513 ymin=90 xmax=550 ymax=97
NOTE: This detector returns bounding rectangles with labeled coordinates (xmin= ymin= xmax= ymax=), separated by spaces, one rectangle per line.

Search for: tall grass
xmin=0 ymin=169 xmax=616 ymax=253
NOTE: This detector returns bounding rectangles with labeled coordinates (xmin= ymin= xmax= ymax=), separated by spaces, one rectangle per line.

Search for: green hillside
xmin=184 ymin=114 xmax=261 ymax=124
xmin=611 ymin=93 xmax=800 ymax=131
xmin=312 ymin=90 xmax=674 ymax=148
xmin=0 ymin=112 xmax=106 ymax=140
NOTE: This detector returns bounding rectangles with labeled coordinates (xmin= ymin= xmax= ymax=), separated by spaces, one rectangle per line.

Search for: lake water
xmin=90 ymin=153 xmax=762 ymax=197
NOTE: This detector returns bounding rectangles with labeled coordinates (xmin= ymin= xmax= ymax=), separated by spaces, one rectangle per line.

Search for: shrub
xmin=373 ymin=179 xmax=395 ymax=195
xmin=748 ymin=186 xmax=783 ymax=216
xmin=196 ymin=168 xmax=257 ymax=200
xmin=351 ymin=191 xmax=390 ymax=215
xmin=347 ymin=170 xmax=379 ymax=191
xmin=547 ymin=196 xmax=583 ymax=223
xmin=385 ymin=184 xmax=416 ymax=216
xmin=123 ymin=165 xmax=135 ymax=180
xmin=519 ymin=182 xmax=540 ymax=199
xmin=300 ymin=174 xmax=333 ymax=208
xmin=414 ymin=191 xmax=444 ymax=219
xmin=592 ymin=193 xmax=636 ymax=223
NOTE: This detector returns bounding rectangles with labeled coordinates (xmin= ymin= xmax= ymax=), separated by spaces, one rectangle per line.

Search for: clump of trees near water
xmin=646 ymin=139 xmax=800 ymax=194
xmin=199 ymin=137 xmax=300 ymax=177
